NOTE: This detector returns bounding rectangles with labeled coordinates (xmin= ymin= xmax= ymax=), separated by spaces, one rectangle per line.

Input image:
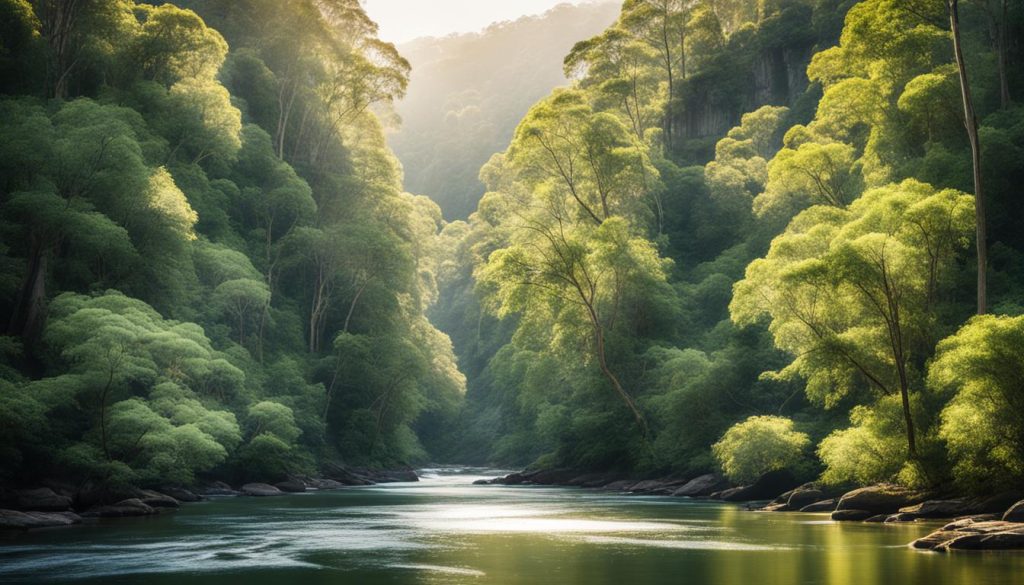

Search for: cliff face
xmin=669 ymin=5 xmax=823 ymax=163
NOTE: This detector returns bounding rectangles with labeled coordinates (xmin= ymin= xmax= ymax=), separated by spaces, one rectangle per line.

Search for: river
xmin=1 ymin=468 xmax=1022 ymax=584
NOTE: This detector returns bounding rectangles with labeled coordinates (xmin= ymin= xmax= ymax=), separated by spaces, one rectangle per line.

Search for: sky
xmin=364 ymin=0 xmax=586 ymax=43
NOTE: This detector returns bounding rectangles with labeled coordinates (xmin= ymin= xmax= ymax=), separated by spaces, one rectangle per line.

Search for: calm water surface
xmin=1 ymin=468 xmax=1023 ymax=584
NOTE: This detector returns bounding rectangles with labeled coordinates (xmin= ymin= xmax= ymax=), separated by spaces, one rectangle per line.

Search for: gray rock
xmin=715 ymin=470 xmax=801 ymax=502
xmin=913 ymin=520 xmax=1024 ymax=551
xmin=601 ymin=480 xmax=639 ymax=492
xmin=787 ymin=488 xmax=825 ymax=511
xmin=884 ymin=512 xmax=918 ymax=523
xmin=83 ymin=498 xmax=158 ymax=518
xmin=1003 ymin=500 xmax=1024 ymax=522
xmin=158 ymin=487 xmax=202 ymax=502
xmin=629 ymin=479 xmax=689 ymax=495
xmin=14 ymin=488 xmax=72 ymax=512
xmin=524 ymin=469 xmax=579 ymax=485
xmin=672 ymin=474 xmax=729 ymax=498
xmin=831 ymin=509 xmax=875 ymax=521
xmin=943 ymin=529 xmax=1024 ymax=551
xmin=836 ymin=484 xmax=929 ymax=514
xmin=0 ymin=510 xmax=81 ymax=530
xmin=241 ymin=483 xmax=283 ymax=497
xmin=307 ymin=478 xmax=345 ymax=490
xmin=135 ymin=489 xmax=179 ymax=508
xmin=274 ymin=480 xmax=307 ymax=493
xmin=942 ymin=515 xmax=1000 ymax=530
xmin=799 ymin=499 xmax=838 ymax=513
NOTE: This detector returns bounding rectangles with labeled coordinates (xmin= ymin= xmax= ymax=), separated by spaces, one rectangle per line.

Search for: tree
xmin=946 ymin=0 xmax=988 ymax=314
xmin=929 ymin=315 xmax=1024 ymax=489
xmin=713 ymin=415 xmax=810 ymax=483
xmin=732 ymin=180 xmax=975 ymax=465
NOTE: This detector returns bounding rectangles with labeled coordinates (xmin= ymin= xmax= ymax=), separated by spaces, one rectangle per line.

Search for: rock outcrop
xmin=82 ymin=498 xmax=159 ymax=518
xmin=241 ymin=483 xmax=284 ymax=497
xmin=671 ymin=474 xmax=729 ymax=498
xmin=912 ymin=520 xmax=1024 ymax=551
xmin=835 ymin=484 xmax=929 ymax=515
xmin=0 ymin=510 xmax=82 ymax=530
xmin=13 ymin=488 xmax=73 ymax=512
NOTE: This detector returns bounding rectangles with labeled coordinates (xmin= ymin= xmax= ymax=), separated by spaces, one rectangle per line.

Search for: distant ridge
xmin=390 ymin=1 xmax=619 ymax=219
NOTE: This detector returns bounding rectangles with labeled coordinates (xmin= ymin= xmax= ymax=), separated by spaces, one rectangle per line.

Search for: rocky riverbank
xmin=0 ymin=466 xmax=419 ymax=531
xmin=474 ymin=468 xmax=1024 ymax=551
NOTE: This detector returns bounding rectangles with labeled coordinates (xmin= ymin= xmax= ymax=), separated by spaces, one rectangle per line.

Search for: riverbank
xmin=0 ymin=466 xmax=419 ymax=531
xmin=474 ymin=468 xmax=1024 ymax=551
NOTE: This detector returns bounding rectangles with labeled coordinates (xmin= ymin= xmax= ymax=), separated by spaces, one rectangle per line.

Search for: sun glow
xmin=363 ymin=0 xmax=591 ymax=43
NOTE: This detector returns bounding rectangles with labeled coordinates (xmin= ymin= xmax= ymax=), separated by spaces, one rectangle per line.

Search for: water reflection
xmin=0 ymin=469 xmax=1022 ymax=585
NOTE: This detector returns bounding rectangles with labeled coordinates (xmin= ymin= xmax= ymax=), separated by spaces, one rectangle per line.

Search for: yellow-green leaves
xmin=713 ymin=415 xmax=810 ymax=483
xmin=929 ymin=315 xmax=1024 ymax=488
xmin=147 ymin=167 xmax=198 ymax=240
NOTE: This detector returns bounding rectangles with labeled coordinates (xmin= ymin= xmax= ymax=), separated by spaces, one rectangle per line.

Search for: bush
xmin=713 ymin=415 xmax=810 ymax=483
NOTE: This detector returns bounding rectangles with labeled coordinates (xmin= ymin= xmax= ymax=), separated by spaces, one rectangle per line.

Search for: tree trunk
xmin=948 ymin=0 xmax=987 ymax=315
xmin=7 ymin=235 xmax=48 ymax=342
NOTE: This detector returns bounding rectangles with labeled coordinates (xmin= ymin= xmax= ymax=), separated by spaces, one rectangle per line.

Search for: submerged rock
xmin=629 ymin=479 xmax=690 ymax=495
xmin=241 ymin=483 xmax=283 ymax=497
xmin=83 ymin=498 xmax=158 ymax=518
xmin=0 ymin=510 xmax=81 ymax=530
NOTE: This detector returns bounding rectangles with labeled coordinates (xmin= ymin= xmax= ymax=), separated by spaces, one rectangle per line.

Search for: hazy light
xmin=364 ymin=0 xmax=589 ymax=43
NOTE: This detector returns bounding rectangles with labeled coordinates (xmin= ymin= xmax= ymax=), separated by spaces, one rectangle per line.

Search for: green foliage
xmin=929 ymin=315 xmax=1024 ymax=489
xmin=713 ymin=415 xmax=810 ymax=483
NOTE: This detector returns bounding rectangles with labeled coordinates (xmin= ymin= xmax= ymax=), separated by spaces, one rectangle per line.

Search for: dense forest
xmin=0 ymin=0 xmax=465 ymax=488
xmin=433 ymin=0 xmax=1024 ymax=494
xmin=390 ymin=1 xmax=618 ymax=219
xmin=1 ymin=0 xmax=1024 ymax=500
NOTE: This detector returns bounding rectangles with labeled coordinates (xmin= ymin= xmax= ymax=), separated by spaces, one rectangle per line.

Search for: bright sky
xmin=364 ymin=0 xmax=585 ymax=43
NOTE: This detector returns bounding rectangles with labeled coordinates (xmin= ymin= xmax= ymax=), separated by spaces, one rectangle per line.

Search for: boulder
xmin=884 ymin=513 xmax=917 ymax=523
xmin=134 ymin=490 xmax=179 ymax=508
xmin=601 ymin=480 xmax=639 ymax=492
xmin=14 ymin=488 xmax=72 ymax=512
xmin=1003 ymin=500 xmax=1024 ymax=522
xmin=241 ymin=483 xmax=283 ymax=497
xmin=942 ymin=515 xmax=1000 ymax=530
xmin=0 ymin=510 xmax=81 ymax=530
xmin=307 ymin=478 xmax=345 ymax=490
xmin=567 ymin=473 xmax=620 ymax=487
xmin=831 ymin=509 xmax=875 ymax=521
xmin=158 ymin=487 xmax=202 ymax=502
xmin=787 ymin=488 xmax=826 ymax=511
xmin=524 ymin=469 xmax=580 ymax=486
xmin=83 ymin=498 xmax=158 ymax=518
xmin=275 ymin=480 xmax=307 ymax=493
xmin=800 ymin=499 xmax=838 ymax=513
xmin=715 ymin=470 xmax=801 ymax=502
xmin=912 ymin=520 xmax=1024 ymax=551
xmin=900 ymin=495 xmax=1021 ymax=519
xmin=943 ymin=530 xmax=1024 ymax=551
xmin=864 ymin=514 xmax=889 ymax=523
xmin=672 ymin=474 xmax=729 ymax=498
xmin=836 ymin=484 xmax=929 ymax=514
xmin=629 ymin=479 xmax=690 ymax=495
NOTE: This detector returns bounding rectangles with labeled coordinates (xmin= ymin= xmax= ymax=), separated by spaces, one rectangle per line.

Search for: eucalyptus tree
xmin=732 ymin=180 xmax=974 ymax=473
